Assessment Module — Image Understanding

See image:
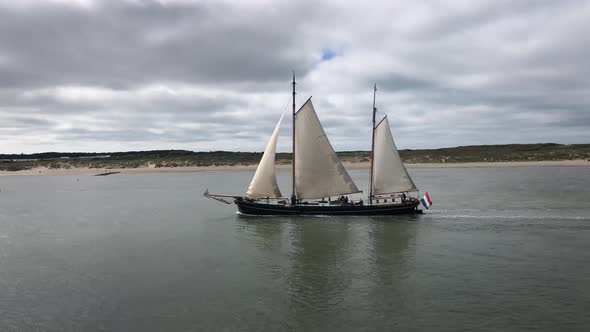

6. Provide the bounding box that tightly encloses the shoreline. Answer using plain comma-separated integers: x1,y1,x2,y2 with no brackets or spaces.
1,160,588,177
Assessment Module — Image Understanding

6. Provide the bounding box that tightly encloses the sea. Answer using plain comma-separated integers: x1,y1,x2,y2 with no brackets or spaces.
0,167,589,331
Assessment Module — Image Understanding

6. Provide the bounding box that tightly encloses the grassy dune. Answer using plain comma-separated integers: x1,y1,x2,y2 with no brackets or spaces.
1,143,589,172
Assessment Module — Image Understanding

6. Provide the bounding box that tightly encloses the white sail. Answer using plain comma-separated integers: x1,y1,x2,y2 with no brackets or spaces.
294,99,360,199
245,115,284,198
372,116,417,194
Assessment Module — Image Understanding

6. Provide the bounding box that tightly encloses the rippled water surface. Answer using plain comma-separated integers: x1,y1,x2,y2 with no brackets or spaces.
1,167,589,331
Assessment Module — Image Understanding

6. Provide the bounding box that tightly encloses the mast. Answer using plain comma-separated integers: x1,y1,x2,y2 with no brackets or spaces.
369,83,377,204
291,71,297,205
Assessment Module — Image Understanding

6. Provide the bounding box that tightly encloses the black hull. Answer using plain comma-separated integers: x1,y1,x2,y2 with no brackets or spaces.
235,198,422,216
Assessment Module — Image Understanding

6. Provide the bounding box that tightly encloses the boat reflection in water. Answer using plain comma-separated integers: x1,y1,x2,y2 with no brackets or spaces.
235,215,418,330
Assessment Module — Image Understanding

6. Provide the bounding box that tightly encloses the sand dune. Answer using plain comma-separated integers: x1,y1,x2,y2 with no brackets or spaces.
1,159,587,177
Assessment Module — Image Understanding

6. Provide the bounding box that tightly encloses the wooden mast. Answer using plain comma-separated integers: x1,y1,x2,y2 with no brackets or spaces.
369,83,377,204
291,72,297,205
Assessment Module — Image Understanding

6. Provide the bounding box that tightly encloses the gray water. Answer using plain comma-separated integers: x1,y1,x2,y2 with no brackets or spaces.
0,167,589,331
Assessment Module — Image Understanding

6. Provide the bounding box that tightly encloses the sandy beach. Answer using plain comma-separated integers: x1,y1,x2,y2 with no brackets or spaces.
1,160,587,177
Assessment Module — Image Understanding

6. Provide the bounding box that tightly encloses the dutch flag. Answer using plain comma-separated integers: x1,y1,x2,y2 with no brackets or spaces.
420,192,432,209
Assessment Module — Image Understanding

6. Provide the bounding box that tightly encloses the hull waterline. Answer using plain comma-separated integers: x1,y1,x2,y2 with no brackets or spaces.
234,198,422,216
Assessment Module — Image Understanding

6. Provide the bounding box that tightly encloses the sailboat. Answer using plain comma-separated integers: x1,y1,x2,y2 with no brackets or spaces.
205,75,422,215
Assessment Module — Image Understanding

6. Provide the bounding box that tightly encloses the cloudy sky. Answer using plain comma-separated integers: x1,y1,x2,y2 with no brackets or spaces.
0,0,588,153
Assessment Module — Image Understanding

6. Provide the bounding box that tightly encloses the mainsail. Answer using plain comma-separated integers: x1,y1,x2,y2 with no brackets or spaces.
294,99,360,199
245,115,284,198
372,116,417,194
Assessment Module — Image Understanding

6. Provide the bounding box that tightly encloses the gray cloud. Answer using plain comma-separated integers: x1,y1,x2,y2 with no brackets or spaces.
1,1,319,88
0,115,54,129
0,0,589,153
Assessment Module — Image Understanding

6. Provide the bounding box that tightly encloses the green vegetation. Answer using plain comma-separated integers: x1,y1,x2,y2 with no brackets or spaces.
1,143,589,171
400,143,590,163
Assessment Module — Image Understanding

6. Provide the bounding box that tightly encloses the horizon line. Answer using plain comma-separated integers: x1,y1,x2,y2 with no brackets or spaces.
1,142,588,156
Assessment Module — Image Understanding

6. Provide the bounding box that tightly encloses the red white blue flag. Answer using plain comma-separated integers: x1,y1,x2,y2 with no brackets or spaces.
420,192,432,209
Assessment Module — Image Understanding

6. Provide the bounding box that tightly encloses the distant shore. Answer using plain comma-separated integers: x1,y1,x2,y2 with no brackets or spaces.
1,160,587,176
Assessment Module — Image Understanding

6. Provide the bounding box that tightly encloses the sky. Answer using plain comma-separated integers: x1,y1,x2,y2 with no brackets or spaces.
0,0,589,153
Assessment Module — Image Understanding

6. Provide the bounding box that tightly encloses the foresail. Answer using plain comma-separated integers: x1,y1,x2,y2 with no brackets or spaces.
245,115,283,198
373,116,417,194
294,99,360,199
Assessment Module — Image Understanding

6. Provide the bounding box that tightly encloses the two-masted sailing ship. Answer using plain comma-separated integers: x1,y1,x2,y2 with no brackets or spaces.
205,75,423,215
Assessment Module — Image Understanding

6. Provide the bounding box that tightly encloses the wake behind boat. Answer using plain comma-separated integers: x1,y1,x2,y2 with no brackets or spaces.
205,74,429,216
